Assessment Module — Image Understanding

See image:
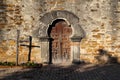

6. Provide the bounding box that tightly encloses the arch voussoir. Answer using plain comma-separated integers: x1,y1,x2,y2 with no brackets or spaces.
39,10,84,38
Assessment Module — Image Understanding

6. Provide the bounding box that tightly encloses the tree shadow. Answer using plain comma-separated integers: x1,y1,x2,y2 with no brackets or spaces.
1,63,120,80
95,49,118,64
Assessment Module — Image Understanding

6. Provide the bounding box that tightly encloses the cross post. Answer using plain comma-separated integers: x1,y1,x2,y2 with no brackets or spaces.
20,36,40,62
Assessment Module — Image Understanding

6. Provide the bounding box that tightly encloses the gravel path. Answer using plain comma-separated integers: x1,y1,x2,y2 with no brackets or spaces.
0,64,120,80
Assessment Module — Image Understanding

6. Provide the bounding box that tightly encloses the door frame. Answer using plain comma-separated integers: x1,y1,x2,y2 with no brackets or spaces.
48,19,72,64
38,10,85,64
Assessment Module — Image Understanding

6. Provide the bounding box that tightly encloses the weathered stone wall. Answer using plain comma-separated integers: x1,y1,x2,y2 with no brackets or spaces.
0,0,120,64
0,0,42,63
78,0,120,63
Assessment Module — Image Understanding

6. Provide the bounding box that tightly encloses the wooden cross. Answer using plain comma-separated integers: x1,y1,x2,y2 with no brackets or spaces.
20,36,40,62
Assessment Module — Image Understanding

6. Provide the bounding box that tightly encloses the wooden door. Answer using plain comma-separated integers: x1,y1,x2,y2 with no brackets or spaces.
50,21,72,63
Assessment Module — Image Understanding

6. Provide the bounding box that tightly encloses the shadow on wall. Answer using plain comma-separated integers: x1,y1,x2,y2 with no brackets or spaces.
95,49,118,64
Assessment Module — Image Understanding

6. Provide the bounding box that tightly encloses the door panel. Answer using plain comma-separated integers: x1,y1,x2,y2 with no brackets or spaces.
51,21,72,63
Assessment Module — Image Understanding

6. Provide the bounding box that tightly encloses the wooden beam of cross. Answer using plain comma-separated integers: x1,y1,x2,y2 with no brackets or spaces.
16,30,20,66
20,36,40,62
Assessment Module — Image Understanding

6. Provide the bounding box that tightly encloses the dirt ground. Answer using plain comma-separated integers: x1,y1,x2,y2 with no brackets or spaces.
0,63,120,80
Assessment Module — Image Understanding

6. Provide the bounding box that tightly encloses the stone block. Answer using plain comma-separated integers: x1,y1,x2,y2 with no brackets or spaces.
0,48,4,53
93,34,101,39
92,29,100,32
0,25,5,29
89,41,98,45
9,40,16,45
48,1,56,4
99,46,104,49
81,45,86,49
86,48,93,53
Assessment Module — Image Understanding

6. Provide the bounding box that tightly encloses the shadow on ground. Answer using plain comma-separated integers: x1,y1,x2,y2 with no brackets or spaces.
0,63,120,80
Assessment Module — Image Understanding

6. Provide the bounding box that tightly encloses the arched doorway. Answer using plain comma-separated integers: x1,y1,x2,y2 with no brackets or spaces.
48,19,72,64
38,10,85,64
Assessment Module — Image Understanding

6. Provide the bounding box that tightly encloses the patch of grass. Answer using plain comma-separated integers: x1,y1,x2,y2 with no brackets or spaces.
20,62,42,68
0,62,16,66
0,62,42,68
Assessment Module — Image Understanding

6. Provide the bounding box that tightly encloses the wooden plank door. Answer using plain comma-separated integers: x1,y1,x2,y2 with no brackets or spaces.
50,21,72,63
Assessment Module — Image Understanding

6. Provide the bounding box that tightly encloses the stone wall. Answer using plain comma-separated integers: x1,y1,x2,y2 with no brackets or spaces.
0,0,120,64
78,0,120,63
0,0,42,63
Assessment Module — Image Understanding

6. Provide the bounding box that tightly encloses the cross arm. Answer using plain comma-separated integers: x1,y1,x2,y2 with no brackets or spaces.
20,44,30,47
31,45,40,48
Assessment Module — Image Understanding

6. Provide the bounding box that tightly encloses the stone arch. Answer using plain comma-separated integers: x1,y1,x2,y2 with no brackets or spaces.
39,10,85,39
39,10,85,64
47,18,67,37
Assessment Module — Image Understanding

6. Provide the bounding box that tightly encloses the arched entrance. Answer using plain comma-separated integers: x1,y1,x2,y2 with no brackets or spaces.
48,19,72,63
38,10,85,64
